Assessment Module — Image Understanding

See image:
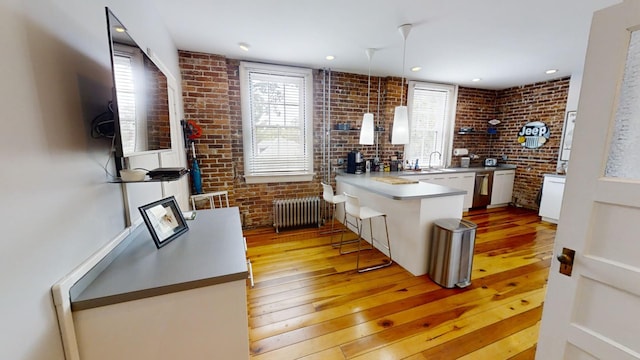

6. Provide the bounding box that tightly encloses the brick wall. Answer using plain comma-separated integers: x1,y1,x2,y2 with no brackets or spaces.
179,50,569,227
452,87,498,166
494,78,570,208
179,52,236,209
453,79,570,208
144,56,171,150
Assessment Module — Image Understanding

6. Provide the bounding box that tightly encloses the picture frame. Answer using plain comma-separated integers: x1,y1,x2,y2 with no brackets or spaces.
560,111,577,161
139,196,189,249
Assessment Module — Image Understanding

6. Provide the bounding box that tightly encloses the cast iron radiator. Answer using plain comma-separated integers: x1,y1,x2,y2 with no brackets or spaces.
273,196,321,233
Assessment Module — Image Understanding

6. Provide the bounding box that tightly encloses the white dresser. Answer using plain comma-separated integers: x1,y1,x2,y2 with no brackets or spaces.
70,208,249,360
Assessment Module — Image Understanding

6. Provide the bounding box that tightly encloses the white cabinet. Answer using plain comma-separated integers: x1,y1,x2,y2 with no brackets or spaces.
490,169,515,207
417,172,475,211
456,173,476,211
539,174,566,224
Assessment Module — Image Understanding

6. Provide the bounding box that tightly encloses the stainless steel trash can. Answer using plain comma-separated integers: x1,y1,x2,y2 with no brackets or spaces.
428,218,477,288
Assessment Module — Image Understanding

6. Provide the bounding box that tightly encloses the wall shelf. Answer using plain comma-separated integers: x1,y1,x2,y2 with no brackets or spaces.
332,129,385,132
108,173,187,183
457,131,498,135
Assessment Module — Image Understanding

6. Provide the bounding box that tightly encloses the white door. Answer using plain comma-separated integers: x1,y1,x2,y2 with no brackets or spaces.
537,1,640,359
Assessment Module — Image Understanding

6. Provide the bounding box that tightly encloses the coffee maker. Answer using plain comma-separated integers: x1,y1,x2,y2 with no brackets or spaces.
347,150,364,174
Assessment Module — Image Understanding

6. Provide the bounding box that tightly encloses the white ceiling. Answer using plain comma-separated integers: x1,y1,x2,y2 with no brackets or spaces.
154,0,621,90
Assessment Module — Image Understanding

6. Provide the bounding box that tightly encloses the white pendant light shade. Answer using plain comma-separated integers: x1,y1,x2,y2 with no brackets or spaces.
359,113,375,144
391,106,409,144
359,48,376,145
392,24,412,145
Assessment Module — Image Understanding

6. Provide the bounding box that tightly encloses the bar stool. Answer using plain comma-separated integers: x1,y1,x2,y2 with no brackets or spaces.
339,192,393,273
190,190,229,210
321,182,346,247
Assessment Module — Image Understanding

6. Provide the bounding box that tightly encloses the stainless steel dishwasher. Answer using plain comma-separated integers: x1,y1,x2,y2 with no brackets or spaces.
472,171,493,208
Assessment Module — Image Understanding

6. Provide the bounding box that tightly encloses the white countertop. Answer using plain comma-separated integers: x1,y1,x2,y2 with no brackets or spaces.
336,172,466,200
544,173,567,179
398,164,517,176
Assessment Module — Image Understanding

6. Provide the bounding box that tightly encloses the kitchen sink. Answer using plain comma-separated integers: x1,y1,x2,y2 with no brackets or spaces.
421,168,456,173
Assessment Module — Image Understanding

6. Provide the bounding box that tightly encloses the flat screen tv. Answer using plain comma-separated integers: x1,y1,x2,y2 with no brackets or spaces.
105,8,172,158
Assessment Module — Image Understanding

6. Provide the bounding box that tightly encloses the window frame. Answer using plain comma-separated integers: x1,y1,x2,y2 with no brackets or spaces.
405,81,458,168
239,62,314,184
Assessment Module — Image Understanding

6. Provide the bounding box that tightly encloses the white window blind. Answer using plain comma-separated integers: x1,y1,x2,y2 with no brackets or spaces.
240,62,313,183
113,53,137,155
406,81,458,168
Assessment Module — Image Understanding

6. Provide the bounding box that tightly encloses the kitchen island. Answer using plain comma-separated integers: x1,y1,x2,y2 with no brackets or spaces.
336,173,465,276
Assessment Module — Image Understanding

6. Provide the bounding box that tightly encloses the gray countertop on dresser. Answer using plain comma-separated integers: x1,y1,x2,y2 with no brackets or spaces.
71,207,248,311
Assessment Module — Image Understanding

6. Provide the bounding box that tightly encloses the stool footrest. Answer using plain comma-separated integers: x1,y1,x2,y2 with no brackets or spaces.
358,260,393,273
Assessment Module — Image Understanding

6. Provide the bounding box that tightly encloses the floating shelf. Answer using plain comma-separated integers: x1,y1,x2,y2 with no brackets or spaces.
332,129,385,132
457,131,498,135
108,173,187,183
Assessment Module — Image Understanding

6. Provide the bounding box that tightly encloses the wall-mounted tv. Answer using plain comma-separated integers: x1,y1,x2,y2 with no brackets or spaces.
105,8,172,158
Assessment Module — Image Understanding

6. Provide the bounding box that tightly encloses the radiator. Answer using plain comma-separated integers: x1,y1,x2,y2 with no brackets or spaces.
273,196,321,233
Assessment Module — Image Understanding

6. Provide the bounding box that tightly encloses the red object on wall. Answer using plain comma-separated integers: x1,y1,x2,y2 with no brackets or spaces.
187,120,202,139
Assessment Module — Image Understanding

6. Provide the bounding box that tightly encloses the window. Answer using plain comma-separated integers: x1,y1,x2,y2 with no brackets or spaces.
113,45,145,154
405,81,458,168
240,62,314,183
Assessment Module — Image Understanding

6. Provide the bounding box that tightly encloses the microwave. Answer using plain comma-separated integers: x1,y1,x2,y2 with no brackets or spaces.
484,158,498,167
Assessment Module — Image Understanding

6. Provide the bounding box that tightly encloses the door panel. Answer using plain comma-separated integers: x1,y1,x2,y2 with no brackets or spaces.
565,344,599,360
588,203,640,266
573,278,640,353
605,29,640,180
536,1,640,359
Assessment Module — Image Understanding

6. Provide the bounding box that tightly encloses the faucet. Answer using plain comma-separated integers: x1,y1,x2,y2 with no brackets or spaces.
428,151,442,169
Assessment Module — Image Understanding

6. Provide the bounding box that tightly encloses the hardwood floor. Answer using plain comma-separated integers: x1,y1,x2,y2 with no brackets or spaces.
243,206,556,359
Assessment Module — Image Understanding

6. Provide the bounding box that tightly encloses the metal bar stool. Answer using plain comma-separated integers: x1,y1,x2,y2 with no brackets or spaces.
190,190,230,210
321,182,346,247
339,192,393,273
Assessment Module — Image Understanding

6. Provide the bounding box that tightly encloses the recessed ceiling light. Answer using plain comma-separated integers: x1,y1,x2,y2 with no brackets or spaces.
472,78,482,82
239,43,250,52
114,26,126,33
325,55,335,61
545,69,558,74
410,66,422,72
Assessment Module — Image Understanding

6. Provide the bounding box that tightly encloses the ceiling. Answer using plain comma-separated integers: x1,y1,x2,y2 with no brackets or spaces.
154,0,621,90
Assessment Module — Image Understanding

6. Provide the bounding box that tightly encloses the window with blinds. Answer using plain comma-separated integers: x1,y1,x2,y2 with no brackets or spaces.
113,53,137,155
113,44,145,154
406,81,458,168
240,62,313,183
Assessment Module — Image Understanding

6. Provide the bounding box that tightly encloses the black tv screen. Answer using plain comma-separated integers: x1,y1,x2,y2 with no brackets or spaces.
106,8,172,157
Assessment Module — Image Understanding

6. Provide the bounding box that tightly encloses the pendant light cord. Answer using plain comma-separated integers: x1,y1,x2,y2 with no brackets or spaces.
367,55,371,113
398,24,411,106
401,34,407,105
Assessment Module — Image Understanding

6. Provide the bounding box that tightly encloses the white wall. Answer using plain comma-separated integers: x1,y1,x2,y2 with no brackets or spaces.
0,0,186,359
566,72,583,112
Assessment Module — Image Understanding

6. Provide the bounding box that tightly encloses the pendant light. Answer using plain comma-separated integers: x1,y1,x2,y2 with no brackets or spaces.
391,24,412,145
359,48,375,145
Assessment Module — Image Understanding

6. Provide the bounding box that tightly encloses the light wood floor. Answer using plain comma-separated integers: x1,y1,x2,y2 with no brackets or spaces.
243,206,556,359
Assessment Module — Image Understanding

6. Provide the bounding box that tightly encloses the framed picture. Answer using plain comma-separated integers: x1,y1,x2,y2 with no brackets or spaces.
139,196,189,249
560,111,577,161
